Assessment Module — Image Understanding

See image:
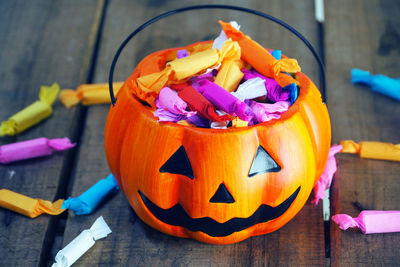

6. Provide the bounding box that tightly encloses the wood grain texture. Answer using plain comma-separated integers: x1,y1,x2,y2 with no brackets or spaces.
326,0,400,266
0,0,103,266
59,0,325,266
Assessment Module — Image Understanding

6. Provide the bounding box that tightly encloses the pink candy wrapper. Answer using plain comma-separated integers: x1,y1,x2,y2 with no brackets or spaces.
0,137,75,164
156,87,196,117
154,109,188,122
312,144,343,205
194,79,254,121
332,210,400,234
248,100,290,123
242,69,289,102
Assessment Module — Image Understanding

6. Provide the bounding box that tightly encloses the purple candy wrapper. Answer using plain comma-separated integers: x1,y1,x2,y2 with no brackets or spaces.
195,79,254,121
177,49,189,59
242,69,289,102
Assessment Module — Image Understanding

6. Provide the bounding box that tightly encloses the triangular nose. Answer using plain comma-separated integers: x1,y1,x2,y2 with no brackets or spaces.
210,183,235,203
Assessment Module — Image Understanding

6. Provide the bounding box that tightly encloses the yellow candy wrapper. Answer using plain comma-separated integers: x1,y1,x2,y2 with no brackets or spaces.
215,59,245,92
136,39,242,106
232,117,249,127
341,140,400,162
0,83,59,136
214,39,244,92
0,189,65,218
59,82,124,109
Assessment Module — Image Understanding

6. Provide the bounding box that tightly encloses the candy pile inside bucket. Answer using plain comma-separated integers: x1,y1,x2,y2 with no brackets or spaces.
133,20,301,128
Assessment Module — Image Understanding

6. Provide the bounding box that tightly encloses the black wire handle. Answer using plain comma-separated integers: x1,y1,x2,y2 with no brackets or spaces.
109,4,326,106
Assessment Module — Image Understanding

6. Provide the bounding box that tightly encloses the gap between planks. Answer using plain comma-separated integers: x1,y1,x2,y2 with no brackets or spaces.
39,0,109,266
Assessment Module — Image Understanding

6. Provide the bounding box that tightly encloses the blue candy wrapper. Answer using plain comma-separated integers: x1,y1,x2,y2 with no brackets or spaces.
351,68,400,101
270,50,282,60
284,82,298,104
62,174,119,215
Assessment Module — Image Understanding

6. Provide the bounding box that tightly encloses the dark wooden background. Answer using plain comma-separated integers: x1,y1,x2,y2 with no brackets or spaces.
0,0,399,266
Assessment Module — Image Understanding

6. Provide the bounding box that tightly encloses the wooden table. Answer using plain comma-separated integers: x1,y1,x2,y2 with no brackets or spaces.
1,1,399,266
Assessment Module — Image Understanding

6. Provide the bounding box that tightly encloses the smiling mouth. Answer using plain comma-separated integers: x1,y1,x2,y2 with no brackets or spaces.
139,186,300,237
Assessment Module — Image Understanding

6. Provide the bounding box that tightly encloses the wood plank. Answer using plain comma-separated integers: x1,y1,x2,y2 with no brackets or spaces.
0,1,103,266
326,0,400,266
59,0,325,266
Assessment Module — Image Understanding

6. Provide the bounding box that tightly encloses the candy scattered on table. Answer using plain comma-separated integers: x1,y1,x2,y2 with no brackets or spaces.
132,21,301,128
52,216,112,267
341,140,400,162
332,210,400,234
312,144,342,205
0,137,75,164
59,82,124,108
62,174,119,215
351,68,400,101
0,83,60,136
0,189,65,218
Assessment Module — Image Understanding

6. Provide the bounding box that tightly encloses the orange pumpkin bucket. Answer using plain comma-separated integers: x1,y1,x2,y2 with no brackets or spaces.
105,5,331,245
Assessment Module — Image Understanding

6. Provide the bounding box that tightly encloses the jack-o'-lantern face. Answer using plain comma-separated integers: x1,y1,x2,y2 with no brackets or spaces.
104,46,331,244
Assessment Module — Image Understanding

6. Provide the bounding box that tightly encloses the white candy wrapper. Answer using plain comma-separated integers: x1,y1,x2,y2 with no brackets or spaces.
210,110,229,129
212,21,241,50
52,216,112,267
231,77,267,101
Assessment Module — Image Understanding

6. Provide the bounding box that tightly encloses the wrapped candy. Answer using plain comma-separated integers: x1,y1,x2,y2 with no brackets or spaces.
285,82,298,104
249,100,290,123
219,20,301,88
186,114,210,128
59,82,124,108
0,137,75,164
332,211,400,234
351,68,400,101
212,21,240,50
312,144,343,205
341,140,400,162
170,83,232,122
214,59,245,92
0,83,59,136
270,50,282,60
231,77,267,101
231,117,248,127
52,216,112,267
156,87,196,116
242,69,290,102
62,174,119,215
154,108,188,122
214,39,244,92
176,49,189,59
0,189,65,218
210,111,230,129
190,69,218,86
136,39,241,103
194,79,254,121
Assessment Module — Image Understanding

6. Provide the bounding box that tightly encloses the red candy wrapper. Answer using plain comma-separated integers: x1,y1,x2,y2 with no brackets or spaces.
170,83,232,122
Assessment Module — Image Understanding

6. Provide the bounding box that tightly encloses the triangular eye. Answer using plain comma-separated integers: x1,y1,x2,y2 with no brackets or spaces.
159,146,194,179
210,183,235,203
248,146,281,177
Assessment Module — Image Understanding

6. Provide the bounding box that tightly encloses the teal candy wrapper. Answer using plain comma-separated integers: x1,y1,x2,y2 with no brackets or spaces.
351,68,400,101
62,174,119,215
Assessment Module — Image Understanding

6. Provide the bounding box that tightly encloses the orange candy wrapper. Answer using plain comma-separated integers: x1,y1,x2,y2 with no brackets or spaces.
218,20,300,88
341,140,400,162
0,189,65,218
59,82,124,108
